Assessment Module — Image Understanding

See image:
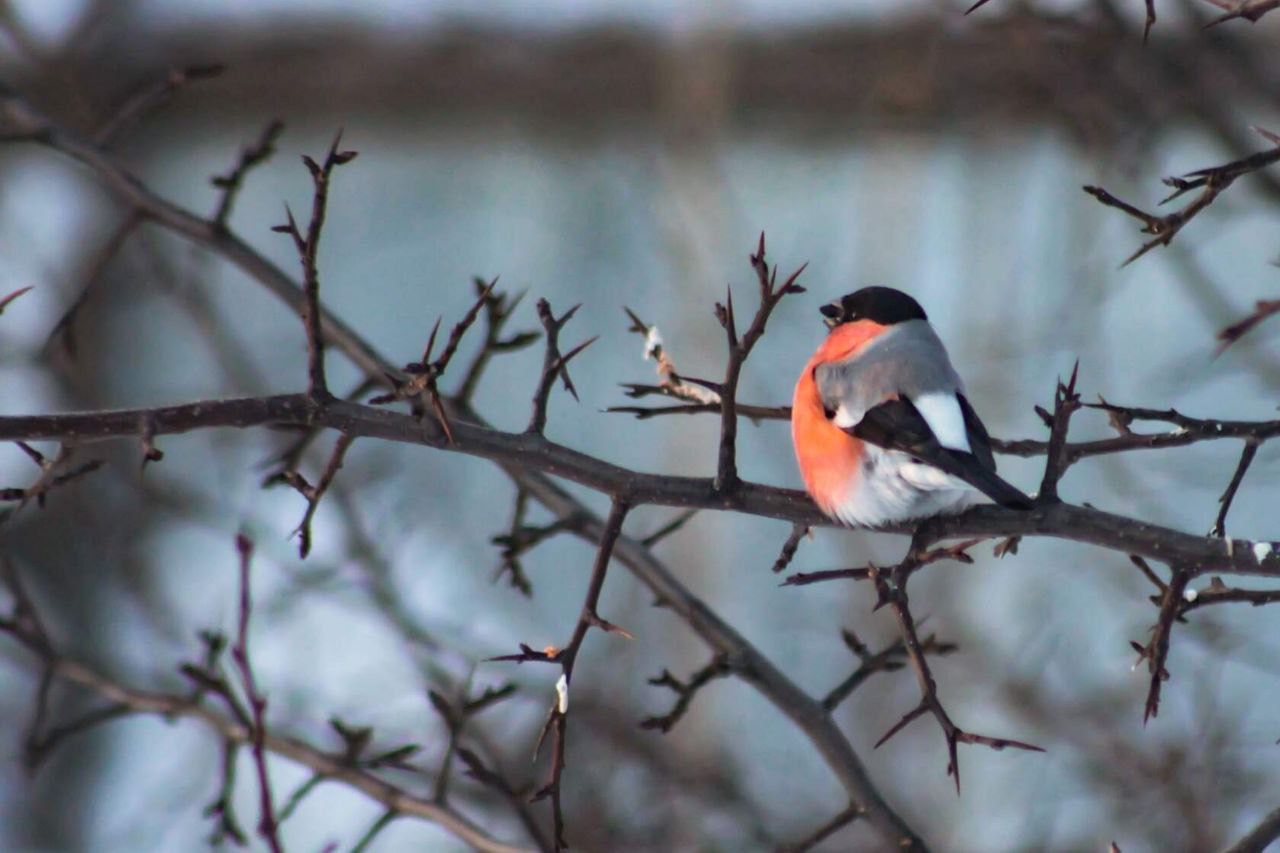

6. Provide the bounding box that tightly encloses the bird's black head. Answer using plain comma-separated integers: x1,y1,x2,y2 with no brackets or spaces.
819,287,927,329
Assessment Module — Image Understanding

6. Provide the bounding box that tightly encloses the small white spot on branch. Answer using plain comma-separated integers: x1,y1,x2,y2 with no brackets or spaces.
1183,588,1198,603
555,673,569,713
1254,542,1274,563
643,326,664,361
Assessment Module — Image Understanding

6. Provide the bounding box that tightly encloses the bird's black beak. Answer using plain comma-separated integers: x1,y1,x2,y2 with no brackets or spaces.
819,302,841,328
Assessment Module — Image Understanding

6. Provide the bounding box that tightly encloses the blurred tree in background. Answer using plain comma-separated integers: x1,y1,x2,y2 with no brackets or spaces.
2,1,1280,851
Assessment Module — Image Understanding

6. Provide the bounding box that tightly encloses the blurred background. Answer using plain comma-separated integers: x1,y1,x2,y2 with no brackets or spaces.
2,0,1280,850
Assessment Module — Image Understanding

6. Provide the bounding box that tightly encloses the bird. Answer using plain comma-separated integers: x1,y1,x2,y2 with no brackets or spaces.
791,286,1032,527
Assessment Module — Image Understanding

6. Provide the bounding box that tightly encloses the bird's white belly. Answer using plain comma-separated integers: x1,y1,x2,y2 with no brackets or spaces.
828,444,979,528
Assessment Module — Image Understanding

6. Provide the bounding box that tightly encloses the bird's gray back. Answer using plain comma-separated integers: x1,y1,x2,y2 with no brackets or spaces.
813,319,963,419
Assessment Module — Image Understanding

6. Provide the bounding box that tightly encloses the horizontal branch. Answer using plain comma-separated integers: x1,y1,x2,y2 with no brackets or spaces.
1,394,1276,579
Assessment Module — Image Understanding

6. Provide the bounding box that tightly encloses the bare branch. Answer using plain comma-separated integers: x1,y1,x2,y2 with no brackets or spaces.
0,564,536,853
0,284,33,316
868,537,1043,793
526,300,595,436
1133,567,1191,723
822,630,957,713
1202,0,1280,27
1217,298,1280,351
1084,143,1280,265
1037,361,1081,503
271,131,359,400
1223,804,1280,853
713,233,806,492
779,804,862,853
639,653,735,733
279,433,355,559
228,536,283,853
92,64,225,146
1210,439,1259,539
212,120,285,228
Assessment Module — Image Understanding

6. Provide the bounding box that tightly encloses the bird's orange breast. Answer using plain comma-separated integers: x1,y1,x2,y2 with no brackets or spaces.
791,320,888,516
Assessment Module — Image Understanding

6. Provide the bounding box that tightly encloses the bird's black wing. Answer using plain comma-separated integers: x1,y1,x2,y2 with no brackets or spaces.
850,396,1032,510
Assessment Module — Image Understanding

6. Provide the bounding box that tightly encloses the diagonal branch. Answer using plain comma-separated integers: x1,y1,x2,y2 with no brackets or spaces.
92,64,225,146
1084,143,1280,266
639,653,735,733
1210,439,1259,539
212,119,285,228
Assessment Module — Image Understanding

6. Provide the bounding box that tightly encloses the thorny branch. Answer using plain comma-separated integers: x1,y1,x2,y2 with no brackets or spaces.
491,499,632,851
0,81,927,850
640,653,735,733
0,557,534,853
822,629,957,713
713,233,806,491
272,131,359,401
212,119,285,228
526,299,596,437
1084,139,1280,266
5,74,1280,851
228,536,283,853
1218,298,1280,351
279,433,355,558
865,536,1045,793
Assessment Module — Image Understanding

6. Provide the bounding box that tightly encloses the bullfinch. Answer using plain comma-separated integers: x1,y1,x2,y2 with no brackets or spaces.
792,287,1032,527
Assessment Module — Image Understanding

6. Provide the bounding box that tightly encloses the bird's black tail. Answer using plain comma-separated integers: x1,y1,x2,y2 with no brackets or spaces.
955,463,1033,510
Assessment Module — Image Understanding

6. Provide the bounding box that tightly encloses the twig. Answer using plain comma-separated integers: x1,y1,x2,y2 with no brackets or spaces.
491,504,584,597
457,281,539,405
6,395,1280,581
212,119,285,228
1084,143,1280,266
1210,439,1259,539
206,740,249,845
771,523,810,574
783,539,985,588
1201,0,1280,27
1133,566,1190,723
640,509,699,548
526,300,596,436
1223,803,1280,853
228,535,283,853
92,64,225,146
640,653,734,732
1217,298,1280,351
369,278,500,442
272,131,359,401
492,500,631,850
0,284,33,315
280,433,356,559
1,443,102,515
869,535,1043,793
778,803,862,853
713,233,806,492
1037,362,1081,503
822,630,957,713
1181,579,1280,612
351,810,398,853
